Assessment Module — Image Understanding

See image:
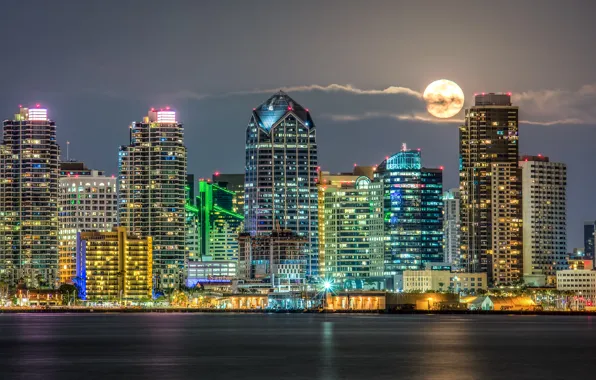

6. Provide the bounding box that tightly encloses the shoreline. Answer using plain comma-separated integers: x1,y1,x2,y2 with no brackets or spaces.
0,308,594,316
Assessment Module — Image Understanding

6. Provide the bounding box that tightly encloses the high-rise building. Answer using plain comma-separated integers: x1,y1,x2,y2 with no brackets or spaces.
58,162,117,284
244,91,319,275
118,108,187,289
583,221,595,260
0,106,60,287
319,175,384,286
520,155,567,286
213,173,244,215
238,229,307,291
375,144,443,274
459,93,522,285
76,227,152,301
443,188,461,266
197,179,244,261
185,175,200,262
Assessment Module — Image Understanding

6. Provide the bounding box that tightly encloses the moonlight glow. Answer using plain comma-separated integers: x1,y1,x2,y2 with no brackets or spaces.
423,79,465,118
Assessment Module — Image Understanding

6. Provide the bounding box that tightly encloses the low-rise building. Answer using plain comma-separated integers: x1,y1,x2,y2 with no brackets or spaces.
462,296,537,311
76,227,152,301
402,269,487,294
556,270,596,307
186,259,236,287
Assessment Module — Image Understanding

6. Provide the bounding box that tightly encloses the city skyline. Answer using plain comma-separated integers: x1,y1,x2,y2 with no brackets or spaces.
1,0,595,252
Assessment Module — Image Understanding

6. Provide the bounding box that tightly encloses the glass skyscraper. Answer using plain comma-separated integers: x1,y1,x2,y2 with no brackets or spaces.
0,106,60,287
375,144,443,274
244,91,319,276
118,108,187,290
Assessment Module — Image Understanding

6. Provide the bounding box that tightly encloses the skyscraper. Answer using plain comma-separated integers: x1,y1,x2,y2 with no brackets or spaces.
0,106,60,287
520,155,567,286
197,179,244,261
443,188,460,266
459,93,522,285
375,144,443,275
319,175,384,287
58,162,117,284
213,173,244,215
244,91,319,275
118,108,187,289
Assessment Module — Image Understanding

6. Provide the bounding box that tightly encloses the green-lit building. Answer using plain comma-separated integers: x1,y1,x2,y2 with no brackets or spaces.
197,180,244,261
375,143,443,274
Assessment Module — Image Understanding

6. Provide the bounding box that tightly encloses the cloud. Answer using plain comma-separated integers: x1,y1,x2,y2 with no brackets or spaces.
514,84,596,125
325,112,462,124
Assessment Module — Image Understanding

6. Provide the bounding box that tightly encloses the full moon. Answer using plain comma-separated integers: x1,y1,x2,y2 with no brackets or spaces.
423,79,464,118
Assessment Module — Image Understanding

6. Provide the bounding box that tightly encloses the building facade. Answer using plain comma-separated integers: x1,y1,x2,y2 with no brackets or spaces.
0,106,60,287
375,144,443,274
76,227,152,301
238,230,307,291
118,109,187,289
459,93,522,285
583,221,595,259
58,162,117,284
244,91,319,276
213,173,244,215
403,269,487,294
520,155,567,286
197,179,244,261
557,270,596,308
443,188,460,266
319,176,384,285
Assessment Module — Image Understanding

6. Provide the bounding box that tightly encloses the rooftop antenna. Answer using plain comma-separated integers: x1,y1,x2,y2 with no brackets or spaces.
402,142,407,151
66,141,70,161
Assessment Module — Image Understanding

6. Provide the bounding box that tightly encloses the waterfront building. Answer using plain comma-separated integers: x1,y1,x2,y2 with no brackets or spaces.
0,106,60,287
584,221,596,259
375,144,443,274
402,269,487,294
520,155,567,286
557,269,596,308
58,162,117,284
185,175,200,262
118,108,187,289
197,179,244,261
318,175,384,286
238,229,307,291
244,91,319,275
76,227,152,301
443,188,460,266
459,93,522,285
186,259,237,287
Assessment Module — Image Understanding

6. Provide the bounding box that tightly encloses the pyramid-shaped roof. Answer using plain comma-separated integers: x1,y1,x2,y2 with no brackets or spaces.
252,91,313,131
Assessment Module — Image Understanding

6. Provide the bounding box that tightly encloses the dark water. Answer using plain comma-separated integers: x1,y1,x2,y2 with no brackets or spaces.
0,314,595,379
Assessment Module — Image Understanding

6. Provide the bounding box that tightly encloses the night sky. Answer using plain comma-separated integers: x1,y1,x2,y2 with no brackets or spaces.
1,0,595,249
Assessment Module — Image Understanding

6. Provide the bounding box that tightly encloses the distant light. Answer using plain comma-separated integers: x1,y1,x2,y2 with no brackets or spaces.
385,156,389,160
507,92,512,96
305,108,309,112
253,108,256,111
482,92,485,95
18,104,22,108
214,171,220,176
439,166,444,170
417,148,421,151
166,106,170,110
287,107,293,111
323,281,331,290
538,153,542,157
151,107,155,112
36,103,40,108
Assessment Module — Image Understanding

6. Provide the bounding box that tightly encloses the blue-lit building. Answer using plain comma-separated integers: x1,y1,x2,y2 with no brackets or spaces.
375,144,443,274
244,91,319,276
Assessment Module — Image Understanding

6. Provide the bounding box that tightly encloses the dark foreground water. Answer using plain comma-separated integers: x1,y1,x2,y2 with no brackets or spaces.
0,314,595,379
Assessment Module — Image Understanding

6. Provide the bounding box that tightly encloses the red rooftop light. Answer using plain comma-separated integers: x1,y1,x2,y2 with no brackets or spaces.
166,106,170,110
439,166,444,170
214,171,220,176
36,103,40,108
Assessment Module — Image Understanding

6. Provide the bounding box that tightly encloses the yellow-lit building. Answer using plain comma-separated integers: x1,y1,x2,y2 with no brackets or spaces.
403,270,487,294
76,227,152,301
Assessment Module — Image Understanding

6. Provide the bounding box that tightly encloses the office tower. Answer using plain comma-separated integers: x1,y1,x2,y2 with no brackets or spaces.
520,155,567,286
583,221,595,259
0,106,60,287
443,188,461,266
197,179,244,261
76,227,152,301
185,175,200,262
319,175,384,287
459,93,522,285
213,173,244,214
118,108,187,289
238,229,307,291
58,162,117,284
375,144,443,275
244,91,319,275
